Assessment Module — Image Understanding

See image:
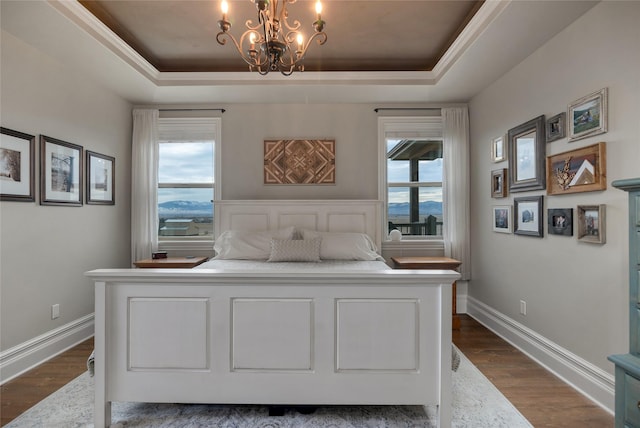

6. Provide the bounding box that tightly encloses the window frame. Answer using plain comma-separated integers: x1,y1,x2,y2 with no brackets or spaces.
378,116,444,242
156,117,221,252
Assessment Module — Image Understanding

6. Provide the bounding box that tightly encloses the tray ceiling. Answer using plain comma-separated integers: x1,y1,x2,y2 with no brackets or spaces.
78,0,483,73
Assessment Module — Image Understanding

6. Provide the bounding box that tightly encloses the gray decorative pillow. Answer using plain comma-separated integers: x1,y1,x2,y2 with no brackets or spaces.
267,238,322,262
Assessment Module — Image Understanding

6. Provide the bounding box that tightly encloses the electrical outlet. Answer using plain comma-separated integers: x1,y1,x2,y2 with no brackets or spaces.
51,304,60,320
519,300,526,316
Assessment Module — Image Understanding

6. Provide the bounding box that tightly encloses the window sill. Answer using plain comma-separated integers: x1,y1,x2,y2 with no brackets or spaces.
382,239,445,252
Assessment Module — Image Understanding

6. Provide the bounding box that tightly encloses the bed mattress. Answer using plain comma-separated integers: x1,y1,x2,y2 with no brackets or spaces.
196,259,391,272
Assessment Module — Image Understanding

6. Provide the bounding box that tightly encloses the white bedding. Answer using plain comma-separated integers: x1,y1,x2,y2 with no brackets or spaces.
197,259,391,272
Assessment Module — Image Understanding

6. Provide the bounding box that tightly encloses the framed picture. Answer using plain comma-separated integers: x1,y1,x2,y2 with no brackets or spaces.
568,88,608,142
492,205,512,233
86,151,115,205
514,195,543,237
491,135,506,162
0,127,35,202
491,168,507,198
546,142,606,195
577,204,606,244
40,135,83,206
545,113,565,143
548,208,573,236
508,115,546,193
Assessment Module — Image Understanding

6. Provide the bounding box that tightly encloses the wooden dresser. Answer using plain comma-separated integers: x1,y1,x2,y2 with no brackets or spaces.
133,256,208,268
391,256,462,330
609,178,640,428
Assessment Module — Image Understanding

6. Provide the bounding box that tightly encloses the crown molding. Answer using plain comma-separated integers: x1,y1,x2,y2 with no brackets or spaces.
46,0,506,88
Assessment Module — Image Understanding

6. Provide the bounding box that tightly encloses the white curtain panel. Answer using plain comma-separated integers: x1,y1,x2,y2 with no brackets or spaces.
131,109,159,264
442,107,471,280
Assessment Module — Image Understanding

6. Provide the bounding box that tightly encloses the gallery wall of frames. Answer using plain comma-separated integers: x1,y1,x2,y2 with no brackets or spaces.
490,87,608,244
0,127,115,206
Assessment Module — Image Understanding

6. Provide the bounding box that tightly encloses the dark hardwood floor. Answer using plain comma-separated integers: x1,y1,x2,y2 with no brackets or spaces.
1,337,94,426
1,315,613,427
453,315,613,427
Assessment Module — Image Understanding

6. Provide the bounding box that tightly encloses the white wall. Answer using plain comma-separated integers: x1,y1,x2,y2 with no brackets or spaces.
468,0,639,379
0,31,132,353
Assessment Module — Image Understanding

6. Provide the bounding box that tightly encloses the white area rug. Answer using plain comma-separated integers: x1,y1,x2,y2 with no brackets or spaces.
7,350,532,427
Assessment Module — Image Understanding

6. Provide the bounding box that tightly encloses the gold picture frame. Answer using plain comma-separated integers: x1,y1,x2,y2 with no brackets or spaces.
546,142,606,196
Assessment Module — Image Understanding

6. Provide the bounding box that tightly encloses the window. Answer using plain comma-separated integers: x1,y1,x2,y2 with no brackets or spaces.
378,117,443,239
157,117,221,246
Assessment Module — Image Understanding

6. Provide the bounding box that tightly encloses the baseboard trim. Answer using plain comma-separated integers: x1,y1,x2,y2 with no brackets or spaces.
0,314,94,385
467,297,614,414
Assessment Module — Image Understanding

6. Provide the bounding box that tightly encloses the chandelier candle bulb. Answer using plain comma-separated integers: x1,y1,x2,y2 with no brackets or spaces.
221,0,228,21
316,0,322,20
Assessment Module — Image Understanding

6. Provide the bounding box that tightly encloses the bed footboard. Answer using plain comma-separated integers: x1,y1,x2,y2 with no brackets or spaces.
86,269,459,428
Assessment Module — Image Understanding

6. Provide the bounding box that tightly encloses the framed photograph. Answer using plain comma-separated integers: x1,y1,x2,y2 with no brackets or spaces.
568,88,608,142
546,113,565,143
40,135,83,206
514,195,543,237
0,127,35,202
492,205,512,233
491,135,506,162
548,208,573,236
86,151,115,205
577,204,606,244
508,115,546,193
546,142,606,196
491,168,507,198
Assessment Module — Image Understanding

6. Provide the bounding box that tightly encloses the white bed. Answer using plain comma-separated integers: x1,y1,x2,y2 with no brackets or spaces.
86,200,459,428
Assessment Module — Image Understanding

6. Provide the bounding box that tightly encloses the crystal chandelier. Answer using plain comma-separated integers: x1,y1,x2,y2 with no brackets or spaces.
217,0,327,76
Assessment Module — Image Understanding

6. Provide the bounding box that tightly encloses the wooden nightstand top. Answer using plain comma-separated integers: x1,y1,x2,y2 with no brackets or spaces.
133,256,208,268
391,256,461,270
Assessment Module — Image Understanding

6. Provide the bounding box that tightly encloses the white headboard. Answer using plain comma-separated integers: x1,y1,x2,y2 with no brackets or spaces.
214,200,384,251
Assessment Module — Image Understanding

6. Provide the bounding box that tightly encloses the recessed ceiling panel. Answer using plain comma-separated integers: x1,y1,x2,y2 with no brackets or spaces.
79,0,483,72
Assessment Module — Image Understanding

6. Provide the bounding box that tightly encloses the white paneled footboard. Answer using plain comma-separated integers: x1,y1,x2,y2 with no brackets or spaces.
86,269,459,428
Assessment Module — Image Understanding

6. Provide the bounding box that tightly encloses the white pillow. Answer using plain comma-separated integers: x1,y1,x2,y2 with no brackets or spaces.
267,238,322,262
300,230,382,261
214,227,295,260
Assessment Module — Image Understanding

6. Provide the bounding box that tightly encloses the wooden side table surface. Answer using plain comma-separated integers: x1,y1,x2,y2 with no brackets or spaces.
133,256,209,268
391,256,462,330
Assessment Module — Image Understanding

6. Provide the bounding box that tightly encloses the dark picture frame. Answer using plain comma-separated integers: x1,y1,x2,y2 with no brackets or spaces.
548,208,573,236
40,135,83,206
514,195,543,237
508,115,546,193
546,142,606,196
491,168,507,198
0,127,35,202
492,205,512,234
86,151,115,205
568,88,608,142
577,204,606,244
545,113,565,143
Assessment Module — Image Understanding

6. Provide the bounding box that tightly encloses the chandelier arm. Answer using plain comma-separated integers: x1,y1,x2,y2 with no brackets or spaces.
292,31,327,62
245,19,262,32
217,31,267,70
282,19,301,32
